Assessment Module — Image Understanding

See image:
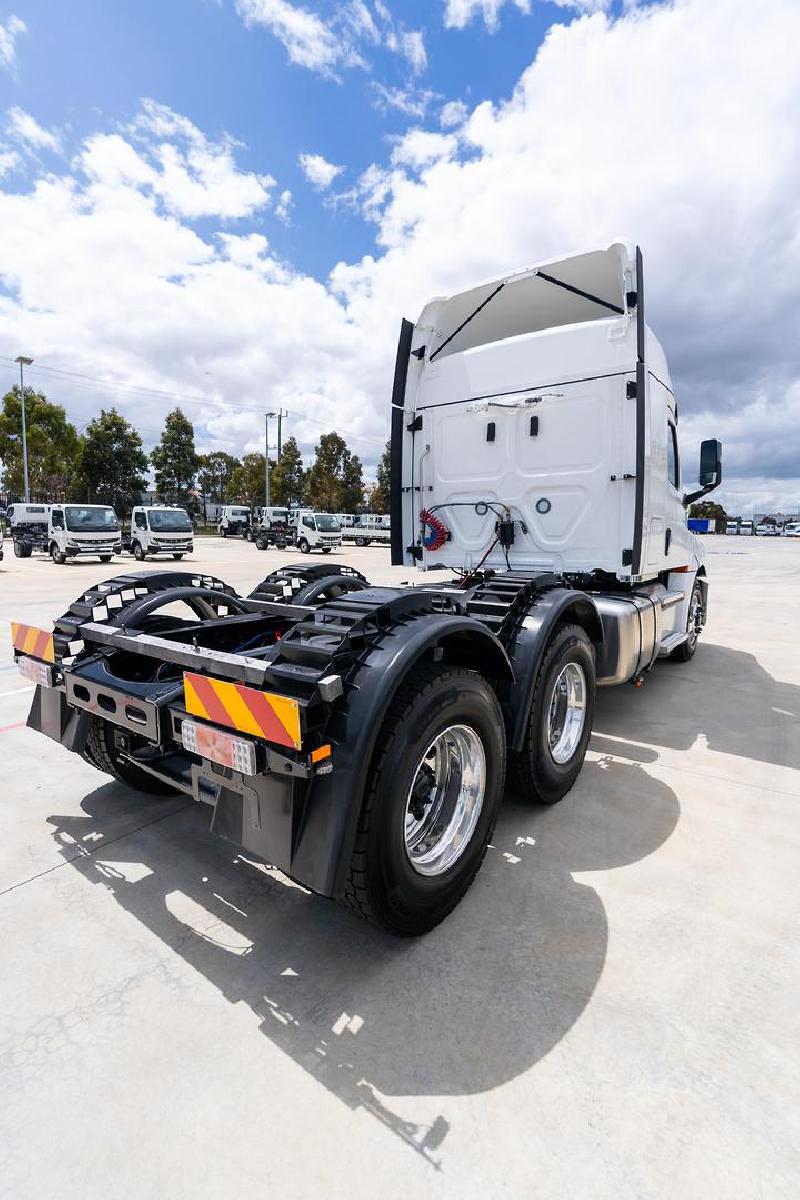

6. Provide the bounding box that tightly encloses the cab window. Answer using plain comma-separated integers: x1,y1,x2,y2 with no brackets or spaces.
667,421,680,490
135,512,147,530
303,515,315,529
51,510,64,530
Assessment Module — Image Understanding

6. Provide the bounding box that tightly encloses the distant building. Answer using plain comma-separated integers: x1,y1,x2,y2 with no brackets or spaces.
753,512,800,526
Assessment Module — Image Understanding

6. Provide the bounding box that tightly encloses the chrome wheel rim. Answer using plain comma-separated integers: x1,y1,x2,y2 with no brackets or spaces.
687,589,701,649
547,662,587,765
404,724,486,877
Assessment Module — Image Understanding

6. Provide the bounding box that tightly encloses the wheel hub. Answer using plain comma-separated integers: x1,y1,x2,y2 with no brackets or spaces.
546,662,587,765
404,724,486,877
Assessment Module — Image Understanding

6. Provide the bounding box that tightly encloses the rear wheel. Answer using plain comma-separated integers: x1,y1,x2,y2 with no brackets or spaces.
339,664,505,936
670,581,703,662
355,536,366,547
82,717,180,794
14,539,31,558
255,534,268,550
509,623,595,806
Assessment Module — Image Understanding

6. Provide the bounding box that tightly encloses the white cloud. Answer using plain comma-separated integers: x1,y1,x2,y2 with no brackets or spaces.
385,27,427,74
298,152,343,189
275,187,293,222
0,14,25,69
0,149,19,176
390,129,459,170
81,100,275,219
235,0,426,82
6,107,61,153
443,0,607,29
443,0,531,32
439,99,468,128
235,0,361,77
2,0,800,503
370,82,439,119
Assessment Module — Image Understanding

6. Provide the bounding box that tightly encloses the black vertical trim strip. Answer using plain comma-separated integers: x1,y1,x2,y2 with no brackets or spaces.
631,245,646,575
390,318,414,565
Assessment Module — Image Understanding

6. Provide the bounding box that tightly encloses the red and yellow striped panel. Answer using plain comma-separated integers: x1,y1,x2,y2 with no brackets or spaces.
183,671,302,751
11,621,55,664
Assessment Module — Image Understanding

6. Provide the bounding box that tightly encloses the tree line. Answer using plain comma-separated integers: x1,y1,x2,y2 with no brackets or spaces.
0,386,391,517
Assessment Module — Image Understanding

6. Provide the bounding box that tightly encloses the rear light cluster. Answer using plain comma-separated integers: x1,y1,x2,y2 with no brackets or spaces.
181,719,257,775
17,656,54,688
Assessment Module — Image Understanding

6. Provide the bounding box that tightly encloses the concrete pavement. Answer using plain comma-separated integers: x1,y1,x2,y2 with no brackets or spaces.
0,536,798,1198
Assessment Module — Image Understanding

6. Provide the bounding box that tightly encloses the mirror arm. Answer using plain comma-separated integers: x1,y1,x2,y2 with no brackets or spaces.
683,479,720,507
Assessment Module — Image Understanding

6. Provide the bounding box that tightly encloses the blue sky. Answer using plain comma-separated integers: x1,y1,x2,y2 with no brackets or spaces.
0,0,798,510
0,0,625,276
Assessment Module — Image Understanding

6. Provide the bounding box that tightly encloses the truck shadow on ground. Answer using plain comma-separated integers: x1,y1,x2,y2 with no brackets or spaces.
593,642,800,773
47,752,678,1166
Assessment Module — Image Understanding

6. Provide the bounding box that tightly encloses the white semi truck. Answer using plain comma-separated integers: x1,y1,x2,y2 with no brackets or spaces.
127,506,194,560
12,240,721,936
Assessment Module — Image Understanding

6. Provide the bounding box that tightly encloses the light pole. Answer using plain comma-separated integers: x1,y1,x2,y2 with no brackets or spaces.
265,410,276,507
15,355,33,502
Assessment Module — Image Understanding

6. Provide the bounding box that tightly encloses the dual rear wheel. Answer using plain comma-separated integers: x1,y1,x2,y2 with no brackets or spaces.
341,624,596,935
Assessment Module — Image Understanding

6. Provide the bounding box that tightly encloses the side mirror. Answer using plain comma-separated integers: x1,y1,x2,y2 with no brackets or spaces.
698,438,722,488
684,438,722,506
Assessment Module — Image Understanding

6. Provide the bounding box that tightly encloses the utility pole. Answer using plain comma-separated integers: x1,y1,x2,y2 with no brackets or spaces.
277,410,283,458
265,411,276,507
15,355,33,502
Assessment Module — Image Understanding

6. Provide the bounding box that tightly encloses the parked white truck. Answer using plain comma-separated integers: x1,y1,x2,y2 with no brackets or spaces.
127,506,194,560
288,509,343,554
12,240,721,936
341,514,391,546
10,502,122,563
218,506,252,537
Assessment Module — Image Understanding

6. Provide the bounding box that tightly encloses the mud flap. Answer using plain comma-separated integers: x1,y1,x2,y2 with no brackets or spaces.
27,685,90,753
193,760,298,876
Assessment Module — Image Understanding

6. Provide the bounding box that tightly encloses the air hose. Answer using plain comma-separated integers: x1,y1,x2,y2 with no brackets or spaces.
419,508,449,552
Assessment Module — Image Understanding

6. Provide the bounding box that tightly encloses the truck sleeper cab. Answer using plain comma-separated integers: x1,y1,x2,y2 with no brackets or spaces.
129,506,194,561
13,241,720,937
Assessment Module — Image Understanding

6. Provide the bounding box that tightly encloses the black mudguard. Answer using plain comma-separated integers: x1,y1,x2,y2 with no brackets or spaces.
502,588,603,752
290,612,512,898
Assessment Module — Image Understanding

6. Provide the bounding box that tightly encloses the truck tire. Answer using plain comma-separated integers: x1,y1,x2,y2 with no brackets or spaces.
172,553,183,560
339,664,506,936
14,539,31,558
50,542,66,565
509,623,595,806
321,547,332,554
132,541,145,561
354,536,366,547
670,581,703,662
99,555,112,563
82,717,179,795
298,538,310,554
255,534,269,550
